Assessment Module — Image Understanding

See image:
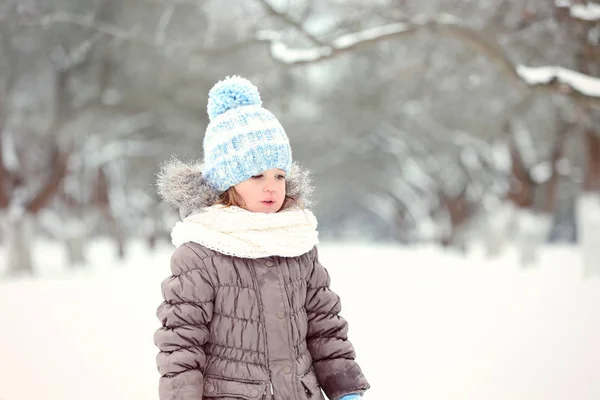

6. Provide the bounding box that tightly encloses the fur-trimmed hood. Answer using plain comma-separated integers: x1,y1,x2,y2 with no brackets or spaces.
156,158,314,219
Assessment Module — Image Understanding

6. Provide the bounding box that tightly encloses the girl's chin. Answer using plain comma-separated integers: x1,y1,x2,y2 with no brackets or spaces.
248,201,281,213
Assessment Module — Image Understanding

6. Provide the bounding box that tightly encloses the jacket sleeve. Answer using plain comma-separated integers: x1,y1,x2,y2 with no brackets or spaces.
305,247,370,400
154,244,215,400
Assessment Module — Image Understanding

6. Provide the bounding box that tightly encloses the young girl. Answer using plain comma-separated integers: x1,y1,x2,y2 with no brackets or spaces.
154,76,369,400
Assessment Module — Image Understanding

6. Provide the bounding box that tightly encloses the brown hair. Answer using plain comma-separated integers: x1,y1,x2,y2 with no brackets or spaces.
217,187,298,211
217,186,246,208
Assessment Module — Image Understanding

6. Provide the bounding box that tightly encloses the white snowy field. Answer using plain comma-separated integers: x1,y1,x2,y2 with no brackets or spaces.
0,240,599,400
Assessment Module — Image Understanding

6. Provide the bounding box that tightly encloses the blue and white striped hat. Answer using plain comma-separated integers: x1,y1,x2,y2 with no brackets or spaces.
202,76,292,192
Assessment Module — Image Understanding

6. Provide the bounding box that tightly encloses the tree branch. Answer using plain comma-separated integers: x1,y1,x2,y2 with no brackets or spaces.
541,124,569,213
26,145,70,214
24,32,116,214
34,12,141,42
256,14,600,108
154,4,174,45
506,122,535,208
25,12,257,57
31,10,600,108
257,0,325,46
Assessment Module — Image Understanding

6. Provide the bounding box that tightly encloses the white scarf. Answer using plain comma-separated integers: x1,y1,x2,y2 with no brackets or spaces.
170,205,319,258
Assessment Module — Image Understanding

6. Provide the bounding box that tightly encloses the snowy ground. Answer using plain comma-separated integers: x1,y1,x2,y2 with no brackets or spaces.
0,239,599,400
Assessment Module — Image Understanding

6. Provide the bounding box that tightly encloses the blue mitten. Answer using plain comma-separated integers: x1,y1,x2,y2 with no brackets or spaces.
339,395,362,400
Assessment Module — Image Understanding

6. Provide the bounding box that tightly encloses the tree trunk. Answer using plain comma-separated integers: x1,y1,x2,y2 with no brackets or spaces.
2,211,35,276
105,214,126,260
146,211,169,251
147,232,157,251
115,229,126,260
481,201,517,257
145,214,158,251
506,131,535,209
577,129,600,277
65,236,86,267
514,208,552,267
583,129,600,192
576,193,600,277
439,187,471,252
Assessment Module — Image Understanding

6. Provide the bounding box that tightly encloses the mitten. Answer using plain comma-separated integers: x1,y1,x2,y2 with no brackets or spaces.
339,394,362,400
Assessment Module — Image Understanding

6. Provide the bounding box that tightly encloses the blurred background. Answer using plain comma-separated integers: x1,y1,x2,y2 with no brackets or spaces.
1,0,600,276
1,1,600,399
0,0,600,273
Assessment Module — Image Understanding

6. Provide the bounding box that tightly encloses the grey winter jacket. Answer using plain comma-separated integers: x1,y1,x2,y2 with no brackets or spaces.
154,159,370,400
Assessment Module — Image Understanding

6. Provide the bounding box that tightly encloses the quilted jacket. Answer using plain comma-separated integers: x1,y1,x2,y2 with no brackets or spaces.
154,159,369,400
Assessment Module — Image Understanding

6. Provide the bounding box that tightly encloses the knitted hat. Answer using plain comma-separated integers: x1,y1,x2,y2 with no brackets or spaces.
202,76,292,192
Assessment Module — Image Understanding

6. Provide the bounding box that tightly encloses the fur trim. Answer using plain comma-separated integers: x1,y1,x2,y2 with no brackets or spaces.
156,157,314,218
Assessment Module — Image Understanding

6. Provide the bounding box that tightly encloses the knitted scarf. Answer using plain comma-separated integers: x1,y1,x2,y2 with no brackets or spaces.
170,205,319,258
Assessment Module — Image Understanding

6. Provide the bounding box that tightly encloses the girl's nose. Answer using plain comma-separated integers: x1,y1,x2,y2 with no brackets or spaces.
264,181,276,192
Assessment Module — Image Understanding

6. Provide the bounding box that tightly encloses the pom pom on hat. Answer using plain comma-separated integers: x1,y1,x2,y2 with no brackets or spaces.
207,76,262,121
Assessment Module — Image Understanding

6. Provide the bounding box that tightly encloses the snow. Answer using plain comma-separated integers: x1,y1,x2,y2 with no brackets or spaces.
255,22,412,64
555,0,600,21
389,175,430,223
437,13,463,25
530,161,552,184
556,157,571,176
460,147,481,170
517,65,600,98
1,130,21,173
1,239,600,400
332,23,410,49
570,3,600,21
513,209,554,265
491,141,511,173
255,30,333,64
401,158,435,192
257,12,600,103
513,121,537,166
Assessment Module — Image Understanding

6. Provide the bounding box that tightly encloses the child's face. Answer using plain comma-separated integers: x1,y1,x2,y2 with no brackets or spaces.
234,168,286,213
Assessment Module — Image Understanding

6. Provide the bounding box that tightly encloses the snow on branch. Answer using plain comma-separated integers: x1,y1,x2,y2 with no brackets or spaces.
255,21,414,65
517,65,600,98
555,0,600,22
31,9,600,107
256,13,600,108
254,31,332,64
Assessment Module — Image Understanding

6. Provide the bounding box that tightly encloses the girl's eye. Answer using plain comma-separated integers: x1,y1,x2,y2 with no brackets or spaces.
277,175,286,180
252,175,263,179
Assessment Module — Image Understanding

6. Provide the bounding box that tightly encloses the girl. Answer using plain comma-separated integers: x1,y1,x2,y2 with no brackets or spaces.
154,76,369,400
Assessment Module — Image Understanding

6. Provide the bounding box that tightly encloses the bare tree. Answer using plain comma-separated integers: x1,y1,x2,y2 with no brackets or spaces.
2,0,597,266
1,1,116,275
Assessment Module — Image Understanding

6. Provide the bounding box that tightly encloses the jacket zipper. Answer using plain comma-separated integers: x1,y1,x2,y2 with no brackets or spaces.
247,260,275,399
